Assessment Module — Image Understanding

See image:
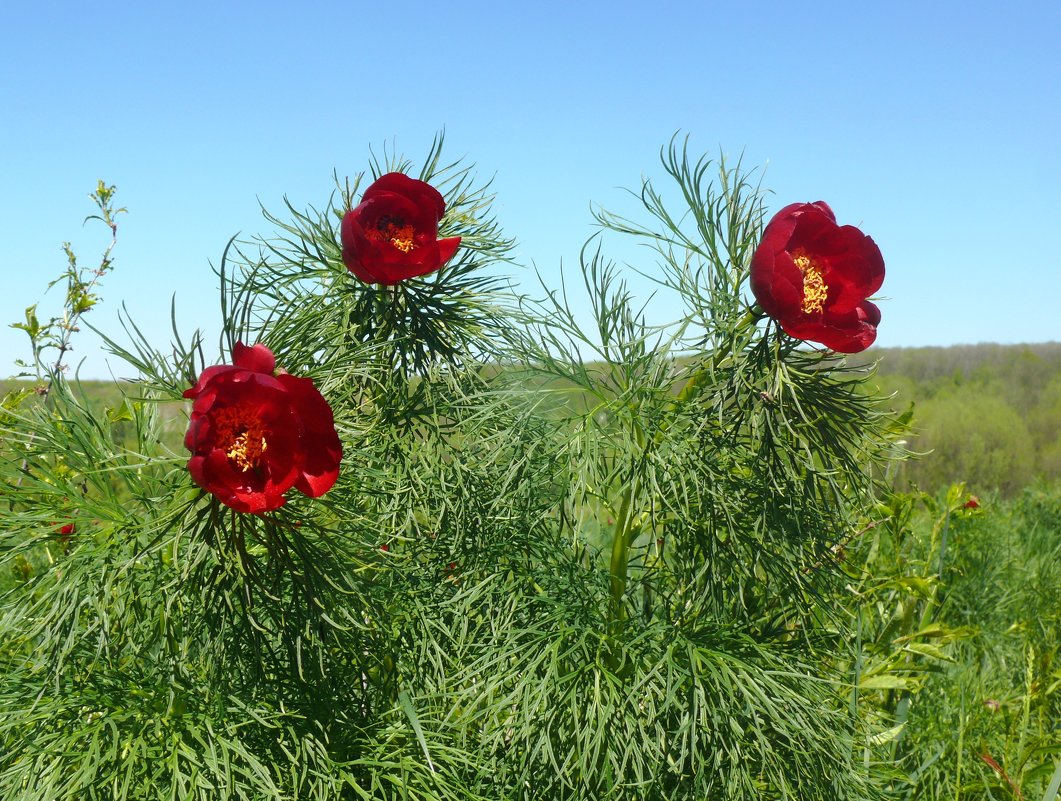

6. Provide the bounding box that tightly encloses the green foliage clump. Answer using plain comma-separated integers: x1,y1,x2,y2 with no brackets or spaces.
1,139,927,800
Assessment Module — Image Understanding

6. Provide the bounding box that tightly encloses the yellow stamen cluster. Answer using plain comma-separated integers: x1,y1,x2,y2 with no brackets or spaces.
213,404,268,472
793,252,828,314
389,225,416,253
372,216,417,253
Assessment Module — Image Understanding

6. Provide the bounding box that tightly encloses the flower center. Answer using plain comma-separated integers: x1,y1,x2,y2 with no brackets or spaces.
793,251,828,314
370,215,417,253
213,403,268,472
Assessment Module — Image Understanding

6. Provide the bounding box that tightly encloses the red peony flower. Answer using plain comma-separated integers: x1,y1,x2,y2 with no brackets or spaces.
964,495,980,509
340,172,462,285
56,522,75,551
750,201,885,353
183,342,342,514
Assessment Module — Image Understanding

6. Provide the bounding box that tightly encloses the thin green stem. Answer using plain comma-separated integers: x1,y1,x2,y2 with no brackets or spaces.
604,306,763,671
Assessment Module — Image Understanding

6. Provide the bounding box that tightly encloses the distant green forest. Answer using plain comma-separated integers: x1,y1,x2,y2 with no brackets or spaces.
851,341,1061,495
5,341,1060,496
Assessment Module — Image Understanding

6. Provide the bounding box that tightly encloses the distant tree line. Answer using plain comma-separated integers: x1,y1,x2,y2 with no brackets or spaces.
851,342,1061,495
6,342,1060,498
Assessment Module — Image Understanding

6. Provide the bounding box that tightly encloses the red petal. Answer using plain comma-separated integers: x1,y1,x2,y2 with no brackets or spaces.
750,247,805,319
357,190,436,232
364,172,446,221
183,364,237,399
344,234,451,285
184,344,275,399
806,201,835,222
369,252,447,285
232,342,276,375
341,207,381,279
784,300,880,353
814,229,885,312
436,236,461,267
190,448,296,514
276,374,343,498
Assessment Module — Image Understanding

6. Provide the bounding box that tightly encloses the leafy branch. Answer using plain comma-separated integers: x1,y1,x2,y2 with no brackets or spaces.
10,180,125,394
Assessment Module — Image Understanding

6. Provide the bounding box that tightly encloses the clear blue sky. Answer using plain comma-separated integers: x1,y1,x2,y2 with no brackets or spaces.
2,1,1059,379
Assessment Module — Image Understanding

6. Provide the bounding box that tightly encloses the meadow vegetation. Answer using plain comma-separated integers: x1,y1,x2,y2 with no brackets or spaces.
1,146,1058,800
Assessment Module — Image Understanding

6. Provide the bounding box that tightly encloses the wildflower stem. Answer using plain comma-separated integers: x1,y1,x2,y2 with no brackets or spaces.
604,307,762,671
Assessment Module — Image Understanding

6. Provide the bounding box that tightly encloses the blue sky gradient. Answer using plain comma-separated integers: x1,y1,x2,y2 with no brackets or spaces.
2,1,1059,378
